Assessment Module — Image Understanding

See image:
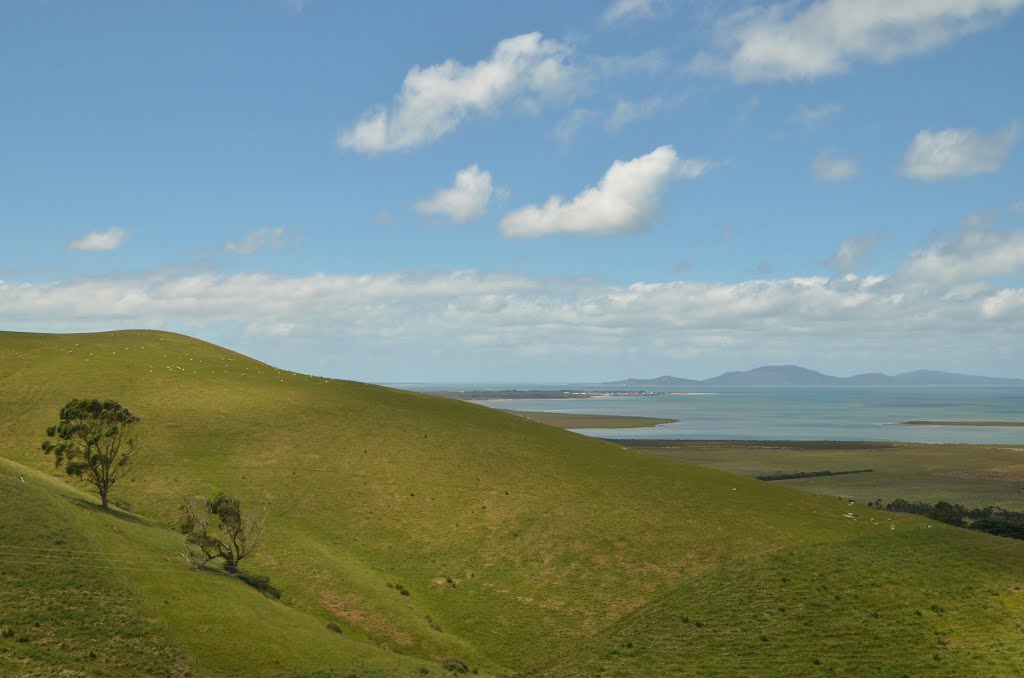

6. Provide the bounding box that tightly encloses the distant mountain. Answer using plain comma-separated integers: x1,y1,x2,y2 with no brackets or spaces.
605,366,1024,387
601,375,703,386
704,365,840,386
849,370,1024,386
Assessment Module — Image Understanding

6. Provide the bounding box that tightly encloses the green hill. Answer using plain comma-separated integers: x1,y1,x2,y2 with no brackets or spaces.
2,330,1024,676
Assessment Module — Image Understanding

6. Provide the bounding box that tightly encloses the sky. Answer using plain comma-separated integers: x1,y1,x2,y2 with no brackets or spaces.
2,0,1023,382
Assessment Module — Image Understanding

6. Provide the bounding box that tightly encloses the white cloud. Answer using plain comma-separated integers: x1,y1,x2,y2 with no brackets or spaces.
827,231,884,271
338,33,576,153
225,226,290,255
498,146,709,238
605,97,663,131
693,0,1024,83
813,149,860,182
902,124,1019,180
6,228,1024,379
67,227,128,252
900,227,1024,285
414,165,494,223
603,0,658,24
793,103,842,128
982,288,1024,318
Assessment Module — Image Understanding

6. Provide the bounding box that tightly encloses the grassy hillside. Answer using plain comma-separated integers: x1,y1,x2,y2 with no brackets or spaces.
0,457,432,677
2,330,1024,676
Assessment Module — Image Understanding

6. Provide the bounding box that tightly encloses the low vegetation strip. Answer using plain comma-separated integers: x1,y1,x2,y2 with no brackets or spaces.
756,469,873,481
506,411,677,429
898,420,1024,426
429,388,592,400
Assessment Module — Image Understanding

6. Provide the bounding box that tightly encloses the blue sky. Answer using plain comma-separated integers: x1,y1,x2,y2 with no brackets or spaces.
2,0,1023,382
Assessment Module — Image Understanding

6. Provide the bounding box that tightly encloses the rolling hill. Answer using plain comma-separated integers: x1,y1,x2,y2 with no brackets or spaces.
3,330,1024,676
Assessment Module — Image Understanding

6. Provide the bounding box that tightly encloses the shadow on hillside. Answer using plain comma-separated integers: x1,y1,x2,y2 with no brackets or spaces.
68,497,153,527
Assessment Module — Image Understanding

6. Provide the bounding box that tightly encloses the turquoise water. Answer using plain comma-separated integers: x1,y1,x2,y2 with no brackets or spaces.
398,384,1024,444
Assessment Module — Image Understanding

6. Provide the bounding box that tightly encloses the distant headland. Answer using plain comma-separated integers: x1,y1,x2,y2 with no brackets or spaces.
603,365,1024,387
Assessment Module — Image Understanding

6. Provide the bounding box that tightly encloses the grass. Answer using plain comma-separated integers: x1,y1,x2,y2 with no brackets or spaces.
624,439,1024,511
0,458,434,677
503,411,676,429
3,330,1024,676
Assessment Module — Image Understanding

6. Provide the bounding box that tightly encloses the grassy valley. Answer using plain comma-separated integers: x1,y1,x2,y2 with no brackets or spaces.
3,330,1024,676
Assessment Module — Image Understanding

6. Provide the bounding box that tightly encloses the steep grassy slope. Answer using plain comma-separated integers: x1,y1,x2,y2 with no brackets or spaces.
3,330,1024,676
0,458,433,677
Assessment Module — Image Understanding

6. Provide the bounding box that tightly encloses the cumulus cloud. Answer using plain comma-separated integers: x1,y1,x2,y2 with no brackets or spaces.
902,124,1019,180
827,232,884,271
692,0,1024,83
498,146,709,238
605,97,663,131
900,227,1024,285
813,149,860,182
603,0,659,24
414,165,494,223
67,227,128,252
982,288,1024,318
225,226,290,255
337,33,576,153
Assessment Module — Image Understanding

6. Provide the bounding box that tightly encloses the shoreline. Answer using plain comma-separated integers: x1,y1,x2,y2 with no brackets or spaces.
895,420,1024,427
506,411,678,429
428,389,710,401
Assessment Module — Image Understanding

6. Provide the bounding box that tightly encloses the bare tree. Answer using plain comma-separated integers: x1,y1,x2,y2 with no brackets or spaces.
41,399,139,509
179,493,266,575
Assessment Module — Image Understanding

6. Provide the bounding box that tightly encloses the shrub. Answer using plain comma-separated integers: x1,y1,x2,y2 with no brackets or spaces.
236,571,281,599
112,498,134,512
0,627,13,638
326,622,343,634
441,657,469,673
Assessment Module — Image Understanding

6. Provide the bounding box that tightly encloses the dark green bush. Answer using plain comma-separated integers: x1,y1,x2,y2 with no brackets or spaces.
326,621,343,634
441,657,469,673
236,571,281,599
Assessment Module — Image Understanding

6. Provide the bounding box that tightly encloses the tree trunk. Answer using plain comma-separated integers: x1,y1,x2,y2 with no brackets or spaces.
101,492,108,509
224,558,237,575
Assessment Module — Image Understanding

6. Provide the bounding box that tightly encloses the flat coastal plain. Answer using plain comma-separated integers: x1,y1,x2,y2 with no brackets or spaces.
624,439,1024,511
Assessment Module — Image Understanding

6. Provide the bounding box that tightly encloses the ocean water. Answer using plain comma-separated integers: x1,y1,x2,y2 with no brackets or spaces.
396,384,1024,444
